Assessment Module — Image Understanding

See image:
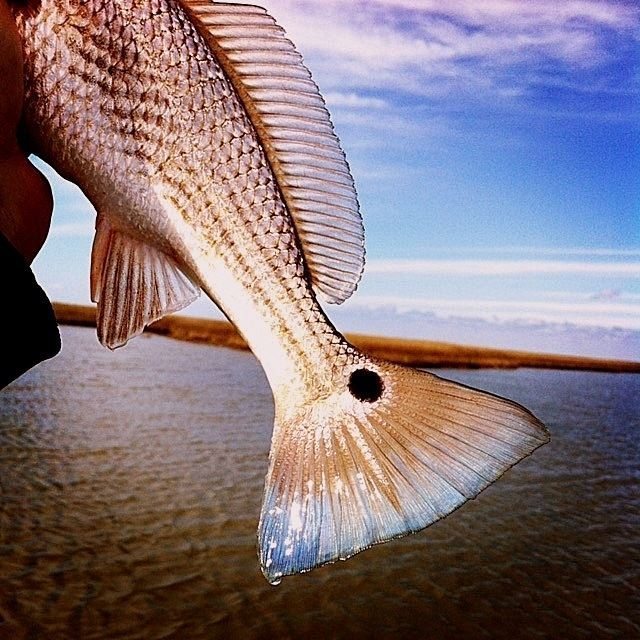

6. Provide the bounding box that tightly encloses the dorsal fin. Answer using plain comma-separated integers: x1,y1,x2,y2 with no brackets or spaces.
91,216,200,349
179,1,365,304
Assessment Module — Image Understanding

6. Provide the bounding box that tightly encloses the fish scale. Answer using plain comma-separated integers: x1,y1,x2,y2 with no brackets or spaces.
13,0,548,584
20,0,344,382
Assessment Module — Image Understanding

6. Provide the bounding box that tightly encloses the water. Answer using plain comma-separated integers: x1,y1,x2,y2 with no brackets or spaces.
1,326,638,639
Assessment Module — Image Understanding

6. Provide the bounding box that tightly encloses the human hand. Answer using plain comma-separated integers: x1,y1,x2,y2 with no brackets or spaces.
0,0,60,388
0,0,53,264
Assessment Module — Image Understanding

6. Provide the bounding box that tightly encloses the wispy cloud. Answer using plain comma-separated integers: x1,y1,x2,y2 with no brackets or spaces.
324,92,388,110
590,288,623,301
370,0,637,28
348,294,640,330
366,259,640,277
262,0,638,104
532,289,640,302
442,247,640,258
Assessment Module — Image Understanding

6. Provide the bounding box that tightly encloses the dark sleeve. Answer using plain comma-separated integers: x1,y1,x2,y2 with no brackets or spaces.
0,231,61,389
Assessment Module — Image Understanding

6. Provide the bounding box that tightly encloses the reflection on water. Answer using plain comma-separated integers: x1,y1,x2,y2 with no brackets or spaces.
1,326,638,639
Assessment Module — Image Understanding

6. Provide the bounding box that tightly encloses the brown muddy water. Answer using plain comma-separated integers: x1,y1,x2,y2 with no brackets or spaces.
0,326,638,639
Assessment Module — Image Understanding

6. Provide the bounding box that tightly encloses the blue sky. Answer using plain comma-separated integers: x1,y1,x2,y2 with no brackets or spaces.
32,0,639,358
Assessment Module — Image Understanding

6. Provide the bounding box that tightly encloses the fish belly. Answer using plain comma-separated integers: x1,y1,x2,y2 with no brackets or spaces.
17,0,341,389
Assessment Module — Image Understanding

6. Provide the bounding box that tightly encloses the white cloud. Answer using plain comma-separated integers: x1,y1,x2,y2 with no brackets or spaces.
250,0,637,107
449,247,640,257
369,0,636,28
532,289,640,302
365,259,640,277
590,289,622,301
324,92,388,110
348,294,640,330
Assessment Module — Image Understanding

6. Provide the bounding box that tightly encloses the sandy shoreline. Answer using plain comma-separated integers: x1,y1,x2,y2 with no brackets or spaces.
52,302,639,373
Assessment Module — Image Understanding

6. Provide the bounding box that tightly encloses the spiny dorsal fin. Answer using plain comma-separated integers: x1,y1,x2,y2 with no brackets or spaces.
179,1,365,304
91,216,200,349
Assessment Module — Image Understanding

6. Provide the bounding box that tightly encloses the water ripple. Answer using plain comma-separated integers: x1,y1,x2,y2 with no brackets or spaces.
0,327,638,639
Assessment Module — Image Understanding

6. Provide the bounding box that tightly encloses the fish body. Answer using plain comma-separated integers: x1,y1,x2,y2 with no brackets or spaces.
14,0,548,583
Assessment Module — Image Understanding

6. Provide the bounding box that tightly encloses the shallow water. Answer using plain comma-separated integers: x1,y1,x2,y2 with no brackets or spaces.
1,326,638,639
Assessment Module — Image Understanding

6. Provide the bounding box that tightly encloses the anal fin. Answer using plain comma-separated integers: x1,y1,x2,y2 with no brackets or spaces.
91,216,200,350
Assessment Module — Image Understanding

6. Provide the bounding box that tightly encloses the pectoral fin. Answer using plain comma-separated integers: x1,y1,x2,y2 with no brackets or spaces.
90,216,200,349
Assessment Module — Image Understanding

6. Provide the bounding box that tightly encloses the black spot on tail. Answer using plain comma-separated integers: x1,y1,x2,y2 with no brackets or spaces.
348,369,384,403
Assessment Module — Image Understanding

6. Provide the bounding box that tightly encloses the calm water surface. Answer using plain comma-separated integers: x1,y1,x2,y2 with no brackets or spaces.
1,326,638,639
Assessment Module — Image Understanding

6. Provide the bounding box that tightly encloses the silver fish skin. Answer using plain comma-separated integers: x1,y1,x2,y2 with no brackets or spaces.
14,0,549,584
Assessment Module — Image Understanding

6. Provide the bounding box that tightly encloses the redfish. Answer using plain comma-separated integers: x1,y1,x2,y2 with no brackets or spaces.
13,0,548,583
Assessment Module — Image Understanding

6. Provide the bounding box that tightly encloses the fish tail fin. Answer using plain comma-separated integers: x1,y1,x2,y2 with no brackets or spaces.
259,357,548,584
